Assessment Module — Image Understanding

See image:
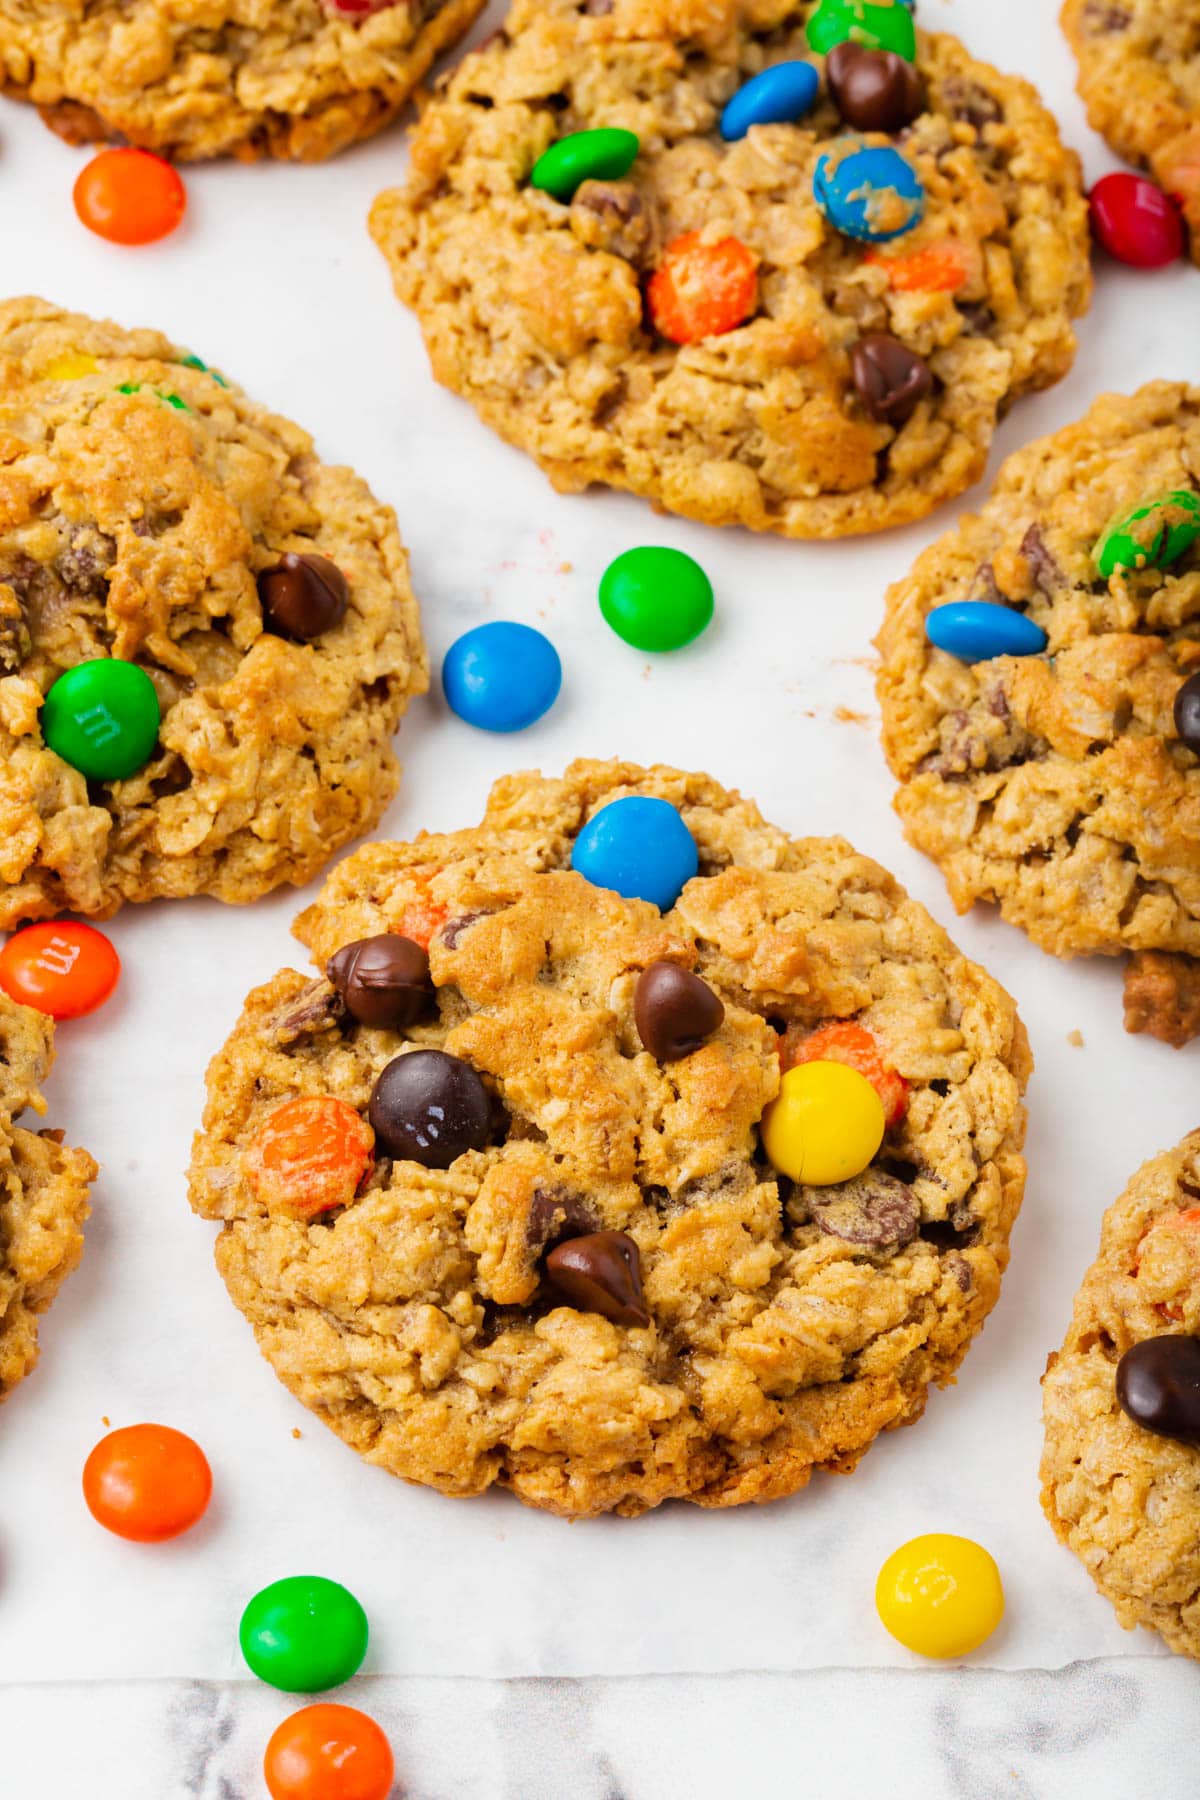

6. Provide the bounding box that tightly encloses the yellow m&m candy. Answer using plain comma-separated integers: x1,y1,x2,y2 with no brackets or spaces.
760,1060,884,1185
875,1534,1005,1659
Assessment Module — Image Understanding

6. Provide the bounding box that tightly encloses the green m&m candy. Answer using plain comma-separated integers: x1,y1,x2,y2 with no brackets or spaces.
530,128,639,202
599,546,714,652
1093,490,1200,578
807,0,917,60
42,658,160,781
239,1575,369,1693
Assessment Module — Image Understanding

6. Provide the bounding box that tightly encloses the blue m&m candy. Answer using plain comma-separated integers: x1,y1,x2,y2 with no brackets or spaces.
442,621,561,732
571,797,699,911
720,61,820,141
925,601,1048,662
814,140,923,243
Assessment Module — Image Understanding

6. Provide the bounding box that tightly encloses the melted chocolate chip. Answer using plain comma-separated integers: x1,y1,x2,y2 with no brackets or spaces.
526,1186,600,1255
851,335,933,427
1175,673,1200,752
440,911,489,950
1116,1335,1200,1444
1020,524,1065,594
634,961,724,1062
367,1049,492,1168
826,41,924,134
940,76,1002,131
258,552,349,640
806,1173,918,1251
570,180,657,265
328,935,433,1030
545,1230,650,1327
274,978,346,1051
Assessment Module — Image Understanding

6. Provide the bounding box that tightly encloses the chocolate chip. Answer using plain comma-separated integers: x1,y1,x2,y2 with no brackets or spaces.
545,1230,650,1327
440,910,489,950
367,1049,492,1168
634,961,724,1062
526,1186,599,1255
1020,524,1065,594
939,75,1002,131
946,1251,973,1293
826,41,924,134
851,335,933,427
805,1172,918,1251
1116,1335,1200,1444
274,978,346,1051
1175,673,1200,752
570,180,658,265
258,552,349,641
957,302,995,336
328,935,433,1030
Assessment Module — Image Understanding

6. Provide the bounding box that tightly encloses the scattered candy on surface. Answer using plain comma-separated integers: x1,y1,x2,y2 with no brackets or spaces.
598,546,714,652
327,934,434,1029
782,1020,907,1126
925,600,1048,661
634,961,724,1061
258,553,349,640
1089,172,1184,270
814,140,924,243
530,128,639,202
647,232,758,344
442,621,562,732
0,921,120,1020
807,0,917,62
73,148,186,245
240,1575,369,1694
875,1533,1005,1659
826,40,923,132
545,1230,649,1326
1175,672,1200,752
867,240,970,292
41,658,161,782
82,1423,212,1542
368,1048,492,1169
245,1096,374,1218
1093,491,1200,578
720,61,820,140
761,1060,885,1186
1116,1336,1200,1445
570,796,699,911
263,1703,395,1800
850,334,931,425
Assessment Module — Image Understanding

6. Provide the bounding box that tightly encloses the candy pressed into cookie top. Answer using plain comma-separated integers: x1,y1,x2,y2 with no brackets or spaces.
189,761,1030,1519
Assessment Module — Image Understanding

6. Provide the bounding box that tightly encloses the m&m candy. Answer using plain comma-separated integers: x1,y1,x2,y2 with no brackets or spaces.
1116,1335,1200,1445
783,1020,908,1126
0,922,120,1019
1089,173,1184,270
83,1423,212,1542
42,658,161,781
814,140,923,243
442,621,562,732
240,1576,369,1693
1093,491,1200,578
599,547,714,652
571,797,699,911
875,1533,1005,1659
807,0,917,62
264,1704,394,1800
73,148,186,246
530,128,639,202
245,1096,375,1218
648,233,758,344
761,1060,884,1185
720,61,820,141
925,600,1048,662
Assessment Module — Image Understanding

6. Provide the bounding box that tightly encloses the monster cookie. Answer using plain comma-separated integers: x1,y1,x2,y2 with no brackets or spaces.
1041,1131,1200,1660
1062,0,1200,264
0,0,484,162
369,0,1090,539
188,760,1030,1518
0,991,96,1402
0,298,427,927
877,382,1200,1046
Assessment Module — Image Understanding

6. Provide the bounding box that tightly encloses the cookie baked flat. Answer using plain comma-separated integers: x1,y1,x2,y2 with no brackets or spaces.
369,0,1090,539
0,0,484,162
1041,1130,1200,1660
0,298,427,927
188,760,1030,1519
1062,0,1200,264
877,382,1200,1046
0,991,96,1403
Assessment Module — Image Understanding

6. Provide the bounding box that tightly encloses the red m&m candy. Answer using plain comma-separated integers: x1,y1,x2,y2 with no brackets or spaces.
0,922,120,1018
1089,172,1184,269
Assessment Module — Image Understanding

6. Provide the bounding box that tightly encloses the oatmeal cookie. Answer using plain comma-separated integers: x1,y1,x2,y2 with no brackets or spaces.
0,297,427,926
877,382,1200,1045
188,759,1030,1518
0,0,484,162
1062,0,1200,264
1041,1131,1200,1660
0,992,96,1402
369,0,1090,539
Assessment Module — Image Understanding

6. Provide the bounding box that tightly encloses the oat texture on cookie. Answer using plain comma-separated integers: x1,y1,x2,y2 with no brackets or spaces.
188,760,1031,1519
877,382,1200,1047
0,298,427,927
0,991,96,1402
1041,1130,1200,1660
0,0,485,161
369,0,1090,539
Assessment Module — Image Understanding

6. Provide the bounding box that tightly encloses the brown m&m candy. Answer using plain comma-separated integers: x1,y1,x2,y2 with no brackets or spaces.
634,961,724,1062
258,552,349,640
327,935,433,1029
1174,672,1200,753
851,334,933,426
367,1049,492,1168
1116,1335,1200,1445
545,1230,650,1327
826,41,924,134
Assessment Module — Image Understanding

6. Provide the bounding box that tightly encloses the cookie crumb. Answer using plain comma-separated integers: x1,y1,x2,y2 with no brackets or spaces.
101,1415,110,1427
292,1428,303,1439
834,706,868,725
1066,1029,1084,1047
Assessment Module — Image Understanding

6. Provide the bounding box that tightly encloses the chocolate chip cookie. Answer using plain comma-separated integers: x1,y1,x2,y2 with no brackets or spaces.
877,382,1200,1047
0,992,96,1403
0,0,483,161
1062,0,1200,263
0,298,427,927
188,760,1031,1518
1041,1130,1200,1660
369,0,1090,539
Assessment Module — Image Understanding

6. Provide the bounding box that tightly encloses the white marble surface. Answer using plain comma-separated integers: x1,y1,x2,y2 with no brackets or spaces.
2,0,1200,1790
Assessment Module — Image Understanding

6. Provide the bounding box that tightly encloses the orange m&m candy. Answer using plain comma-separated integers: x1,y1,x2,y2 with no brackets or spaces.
83,1423,212,1542
73,148,186,246
780,1019,908,1126
0,921,120,1019
264,1704,395,1800
648,232,758,345
245,1095,374,1218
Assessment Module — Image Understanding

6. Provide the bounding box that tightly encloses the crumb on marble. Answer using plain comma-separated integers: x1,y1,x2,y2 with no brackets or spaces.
1066,1029,1084,1047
